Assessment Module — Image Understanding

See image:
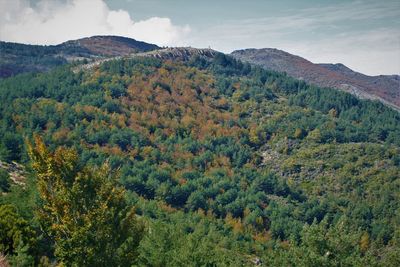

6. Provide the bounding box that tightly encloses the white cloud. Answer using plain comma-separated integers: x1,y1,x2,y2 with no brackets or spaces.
188,1,400,75
0,0,190,46
0,0,398,75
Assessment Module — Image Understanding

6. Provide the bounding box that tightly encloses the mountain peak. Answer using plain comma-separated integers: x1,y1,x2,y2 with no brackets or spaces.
231,48,400,110
58,35,160,57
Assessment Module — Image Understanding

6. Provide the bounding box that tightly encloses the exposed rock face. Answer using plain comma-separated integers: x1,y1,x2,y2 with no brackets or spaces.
138,47,218,61
231,48,400,111
76,47,219,71
0,160,26,186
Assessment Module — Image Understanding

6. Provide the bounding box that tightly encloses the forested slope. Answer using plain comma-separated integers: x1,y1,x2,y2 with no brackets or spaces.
0,36,160,78
0,51,399,266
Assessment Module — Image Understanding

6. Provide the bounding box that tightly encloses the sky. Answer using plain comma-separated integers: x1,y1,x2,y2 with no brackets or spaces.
0,0,399,75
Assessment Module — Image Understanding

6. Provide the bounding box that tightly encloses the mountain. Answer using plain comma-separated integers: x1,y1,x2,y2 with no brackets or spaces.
76,47,219,71
58,35,160,57
0,35,160,78
231,48,400,110
0,37,399,265
319,63,400,105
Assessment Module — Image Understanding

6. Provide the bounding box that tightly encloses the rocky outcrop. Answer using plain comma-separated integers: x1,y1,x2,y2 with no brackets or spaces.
138,47,218,61
76,47,219,72
0,160,26,186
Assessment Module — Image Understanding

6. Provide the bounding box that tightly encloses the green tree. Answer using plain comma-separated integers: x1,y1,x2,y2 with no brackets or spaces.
0,204,36,256
8,241,35,267
0,169,11,192
28,136,145,266
0,133,23,162
138,220,247,266
307,128,322,143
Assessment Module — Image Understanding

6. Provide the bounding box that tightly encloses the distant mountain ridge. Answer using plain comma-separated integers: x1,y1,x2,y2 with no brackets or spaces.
58,35,160,57
0,35,160,78
231,48,400,110
1,36,398,110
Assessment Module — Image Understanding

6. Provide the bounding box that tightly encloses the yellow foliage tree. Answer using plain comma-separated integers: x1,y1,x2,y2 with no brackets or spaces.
28,136,144,266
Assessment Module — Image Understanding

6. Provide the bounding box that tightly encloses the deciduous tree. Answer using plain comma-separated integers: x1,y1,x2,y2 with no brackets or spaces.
28,136,144,266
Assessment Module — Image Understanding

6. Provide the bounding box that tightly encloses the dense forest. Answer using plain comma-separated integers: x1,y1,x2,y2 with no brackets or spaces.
0,51,399,266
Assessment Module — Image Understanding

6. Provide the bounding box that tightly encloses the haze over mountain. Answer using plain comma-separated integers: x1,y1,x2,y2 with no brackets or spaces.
231,48,400,110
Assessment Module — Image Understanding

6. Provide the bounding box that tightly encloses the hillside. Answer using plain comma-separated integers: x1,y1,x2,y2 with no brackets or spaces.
0,41,399,265
231,48,400,110
58,35,160,57
0,35,160,78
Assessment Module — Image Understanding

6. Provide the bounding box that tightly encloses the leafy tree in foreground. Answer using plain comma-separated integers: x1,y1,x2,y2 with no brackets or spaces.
28,136,145,266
